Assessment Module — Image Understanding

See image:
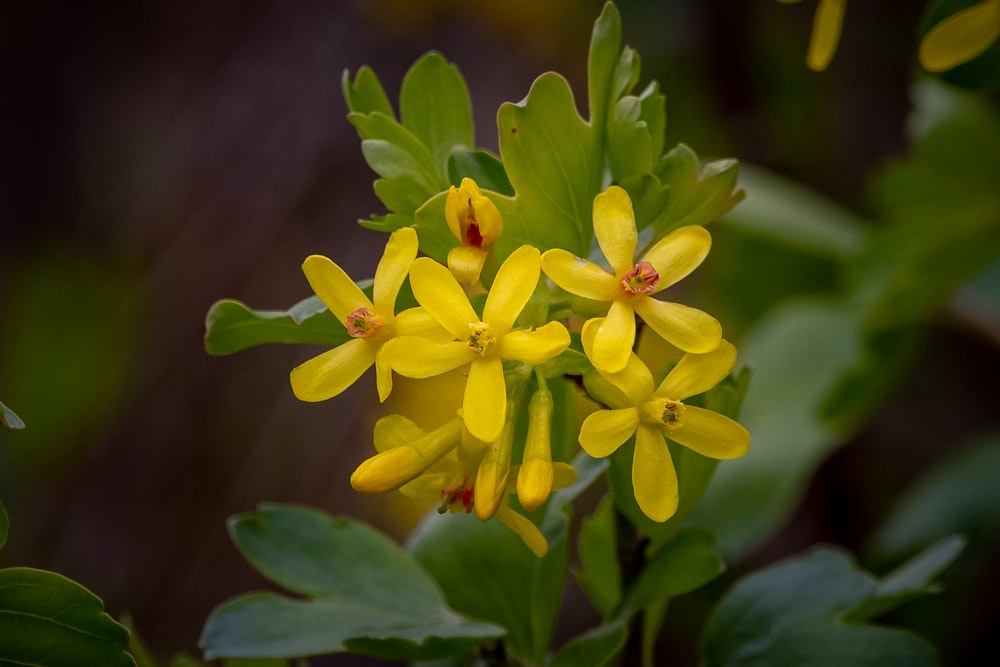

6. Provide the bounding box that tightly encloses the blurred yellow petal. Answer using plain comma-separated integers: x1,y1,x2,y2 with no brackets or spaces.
589,300,636,373
807,0,846,71
464,356,507,443
447,245,488,285
582,318,655,401
381,337,472,378
372,414,425,453
541,249,618,301
633,424,678,522
483,245,541,335
579,407,639,457
290,338,376,402
350,446,427,493
919,0,1000,72
634,298,721,354
301,255,372,323
657,340,737,400
668,406,750,460
593,185,638,275
499,322,570,365
496,505,548,557
641,225,711,293
372,227,418,314
551,462,578,489
409,257,479,338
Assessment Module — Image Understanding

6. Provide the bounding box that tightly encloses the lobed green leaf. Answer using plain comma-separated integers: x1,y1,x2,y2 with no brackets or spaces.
204,297,347,356
0,567,135,667
200,504,503,661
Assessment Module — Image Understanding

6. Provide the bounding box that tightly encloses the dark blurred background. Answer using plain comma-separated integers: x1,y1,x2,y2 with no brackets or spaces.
2,0,996,664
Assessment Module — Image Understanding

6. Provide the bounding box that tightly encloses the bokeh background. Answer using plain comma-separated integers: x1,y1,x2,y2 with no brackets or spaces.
2,0,998,664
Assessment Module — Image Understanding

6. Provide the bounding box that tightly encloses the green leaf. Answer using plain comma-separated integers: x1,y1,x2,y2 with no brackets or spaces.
446,147,513,195
0,501,7,551
691,300,864,560
400,52,474,176
550,619,627,667
620,528,725,614
0,567,135,666
200,504,503,661
869,436,1000,560
341,66,394,119
574,496,621,618
652,143,745,235
587,0,623,138
0,400,24,430
701,547,939,667
849,536,966,622
496,72,602,256
204,296,347,356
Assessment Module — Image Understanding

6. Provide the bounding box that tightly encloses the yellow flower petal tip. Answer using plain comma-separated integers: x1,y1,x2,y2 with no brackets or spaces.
350,447,426,494
919,0,1000,72
517,458,554,512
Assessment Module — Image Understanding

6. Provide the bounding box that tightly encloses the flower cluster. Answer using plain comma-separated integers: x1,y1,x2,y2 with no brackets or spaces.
292,180,749,554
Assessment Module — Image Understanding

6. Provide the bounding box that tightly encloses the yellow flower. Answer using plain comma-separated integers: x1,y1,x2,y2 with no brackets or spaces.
779,0,847,71
919,0,1000,72
541,185,721,374
577,321,749,522
445,177,504,285
382,245,570,443
516,380,556,512
289,227,442,403
351,412,576,557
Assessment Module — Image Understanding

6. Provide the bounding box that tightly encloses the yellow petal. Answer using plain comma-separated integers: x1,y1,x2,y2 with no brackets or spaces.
657,340,737,401
551,462,578,489
919,0,1000,72
540,249,618,301
381,337,472,378
668,405,750,460
373,227,418,314
409,257,479,339
807,0,846,71
472,190,504,246
593,185,638,275
589,300,636,373
496,505,548,557
394,307,453,341
301,255,372,323
517,386,554,511
499,322,570,365
581,318,655,402
633,424,678,522
463,356,507,443
447,245,488,285
641,225,711,293
372,414,425,453
633,298,722,354
579,407,639,457
483,245,541,335
290,338,376,402
374,349,394,402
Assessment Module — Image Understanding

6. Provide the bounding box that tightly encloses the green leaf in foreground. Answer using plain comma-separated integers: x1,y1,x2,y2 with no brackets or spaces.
701,546,942,667
204,296,346,356
200,504,503,661
0,567,135,667
0,501,7,551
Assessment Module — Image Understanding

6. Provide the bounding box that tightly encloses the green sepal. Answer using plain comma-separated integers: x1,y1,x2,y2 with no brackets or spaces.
1,400,25,430
199,504,503,661
0,567,135,667
204,296,346,356
701,546,945,667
